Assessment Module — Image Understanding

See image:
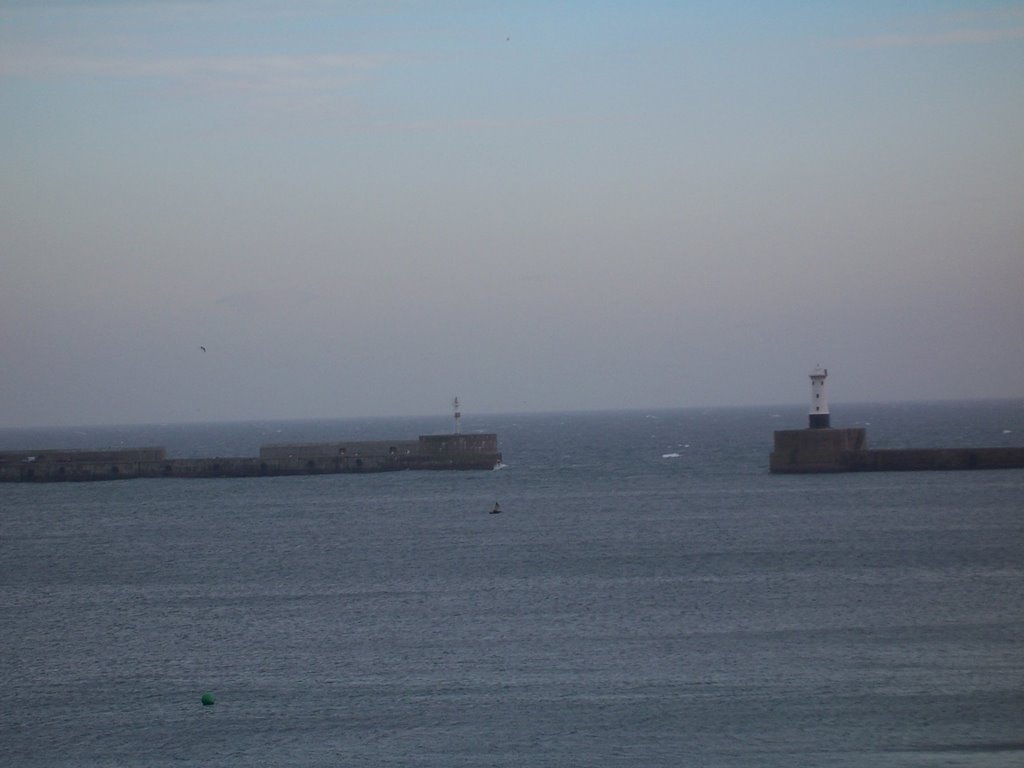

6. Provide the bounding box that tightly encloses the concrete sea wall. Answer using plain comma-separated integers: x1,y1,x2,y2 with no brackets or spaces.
0,434,501,483
848,447,1024,472
769,428,866,473
770,428,1024,473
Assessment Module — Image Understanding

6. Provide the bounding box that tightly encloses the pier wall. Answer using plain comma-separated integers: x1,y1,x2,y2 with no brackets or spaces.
849,447,1024,472
0,447,166,464
259,440,421,460
769,429,866,473
0,434,501,482
418,434,499,455
770,428,1024,473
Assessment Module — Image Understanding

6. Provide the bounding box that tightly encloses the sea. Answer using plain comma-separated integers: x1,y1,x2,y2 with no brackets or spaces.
2,401,1022,767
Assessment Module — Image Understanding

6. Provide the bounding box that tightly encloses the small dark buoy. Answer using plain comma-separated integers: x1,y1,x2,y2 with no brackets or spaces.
201,692,215,706
491,502,502,514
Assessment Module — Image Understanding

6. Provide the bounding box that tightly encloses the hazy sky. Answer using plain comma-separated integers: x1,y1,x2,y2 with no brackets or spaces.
2,1,1022,427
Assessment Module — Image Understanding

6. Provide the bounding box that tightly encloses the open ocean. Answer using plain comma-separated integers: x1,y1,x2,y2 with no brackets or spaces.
2,401,1023,767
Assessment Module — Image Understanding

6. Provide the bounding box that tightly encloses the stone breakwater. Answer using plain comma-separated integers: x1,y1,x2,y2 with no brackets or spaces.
770,427,1024,473
0,434,501,482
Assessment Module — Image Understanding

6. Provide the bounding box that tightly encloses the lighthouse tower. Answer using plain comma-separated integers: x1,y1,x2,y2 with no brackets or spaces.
452,397,462,435
808,367,830,428
771,366,869,472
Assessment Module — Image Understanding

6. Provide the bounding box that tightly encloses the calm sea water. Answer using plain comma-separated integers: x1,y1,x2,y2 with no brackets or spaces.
2,402,1023,767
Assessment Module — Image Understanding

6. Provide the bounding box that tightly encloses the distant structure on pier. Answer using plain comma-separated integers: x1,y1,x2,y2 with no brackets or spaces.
769,367,1024,473
808,366,830,428
0,401,501,483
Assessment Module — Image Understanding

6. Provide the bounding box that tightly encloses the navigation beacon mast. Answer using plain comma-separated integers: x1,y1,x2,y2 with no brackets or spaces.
808,366,830,429
453,397,462,434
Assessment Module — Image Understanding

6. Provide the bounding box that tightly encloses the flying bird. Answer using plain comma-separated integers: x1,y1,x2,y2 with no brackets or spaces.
200,346,206,352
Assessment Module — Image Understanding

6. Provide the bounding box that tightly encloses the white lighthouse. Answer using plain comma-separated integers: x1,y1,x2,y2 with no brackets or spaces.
452,396,462,434
808,366,830,428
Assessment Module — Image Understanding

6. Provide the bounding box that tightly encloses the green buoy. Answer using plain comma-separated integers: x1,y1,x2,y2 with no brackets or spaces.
201,692,216,706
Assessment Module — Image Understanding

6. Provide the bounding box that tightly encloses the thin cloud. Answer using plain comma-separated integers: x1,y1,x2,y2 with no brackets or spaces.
928,7,1024,26
0,46,411,116
0,47,401,84
834,7,1024,50
841,25,1024,49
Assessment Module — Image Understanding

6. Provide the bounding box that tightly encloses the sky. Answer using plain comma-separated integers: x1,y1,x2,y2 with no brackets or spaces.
1,1,1023,428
